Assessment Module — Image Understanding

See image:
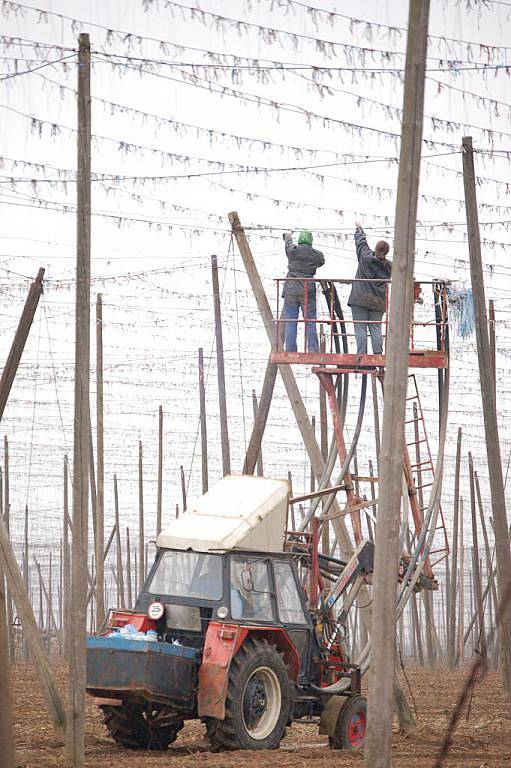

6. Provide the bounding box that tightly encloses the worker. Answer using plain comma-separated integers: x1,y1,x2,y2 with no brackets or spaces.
347,223,392,356
282,230,325,353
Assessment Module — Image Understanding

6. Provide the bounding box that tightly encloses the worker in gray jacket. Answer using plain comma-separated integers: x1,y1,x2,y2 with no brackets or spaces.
347,223,392,355
282,230,324,353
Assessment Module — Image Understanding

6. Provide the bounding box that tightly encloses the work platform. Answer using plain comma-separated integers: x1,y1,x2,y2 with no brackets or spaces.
271,278,449,371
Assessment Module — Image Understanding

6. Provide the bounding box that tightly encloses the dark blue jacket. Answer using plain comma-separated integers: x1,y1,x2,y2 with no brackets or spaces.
347,230,392,312
283,237,325,299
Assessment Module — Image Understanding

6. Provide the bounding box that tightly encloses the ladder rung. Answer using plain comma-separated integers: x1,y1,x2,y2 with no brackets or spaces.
410,460,433,470
416,481,433,490
406,438,427,446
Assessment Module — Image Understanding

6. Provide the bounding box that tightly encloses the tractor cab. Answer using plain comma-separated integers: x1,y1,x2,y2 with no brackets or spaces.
86,475,367,753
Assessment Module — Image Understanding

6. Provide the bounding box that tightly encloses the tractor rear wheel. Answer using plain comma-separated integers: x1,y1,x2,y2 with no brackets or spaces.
328,695,367,751
100,702,184,750
205,637,291,751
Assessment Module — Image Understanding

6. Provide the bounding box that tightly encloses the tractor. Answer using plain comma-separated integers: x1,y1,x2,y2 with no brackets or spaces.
86,475,378,752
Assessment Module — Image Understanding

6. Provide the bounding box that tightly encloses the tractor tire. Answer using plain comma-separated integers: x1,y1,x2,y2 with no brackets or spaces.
205,637,291,751
328,695,367,751
100,702,184,750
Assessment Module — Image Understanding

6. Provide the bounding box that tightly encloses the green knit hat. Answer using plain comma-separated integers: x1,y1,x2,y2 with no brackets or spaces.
298,230,313,246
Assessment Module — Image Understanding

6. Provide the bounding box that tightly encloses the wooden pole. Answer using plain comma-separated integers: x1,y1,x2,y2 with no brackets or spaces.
475,470,500,664
462,135,511,693
23,503,30,659
365,3,430,765
489,300,496,402
459,497,465,665
126,527,132,608
113,475,125,609
63,456,70,657
3,435,14,661
243,356,277,475
138,440,145,594
67,32,91,766
0,269,45,421
468,454,487,658
0,563,15,767
448,428,462,666
95,293,105,629
251,390,264,477
198,349,209,493
0,512,66,737
211,254,231,476
180,465,187,512
157,405,163,534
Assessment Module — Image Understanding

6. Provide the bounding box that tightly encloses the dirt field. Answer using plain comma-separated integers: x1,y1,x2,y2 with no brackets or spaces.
9,662,511,767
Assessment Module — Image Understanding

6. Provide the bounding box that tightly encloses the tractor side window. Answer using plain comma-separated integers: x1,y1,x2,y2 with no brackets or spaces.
230,558,274,622
273,562,307,625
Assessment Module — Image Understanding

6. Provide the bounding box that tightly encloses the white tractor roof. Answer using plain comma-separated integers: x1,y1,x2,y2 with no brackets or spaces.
156,475,289,553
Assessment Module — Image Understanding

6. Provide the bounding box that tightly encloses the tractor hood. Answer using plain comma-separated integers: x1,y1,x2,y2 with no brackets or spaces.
157,475,289,553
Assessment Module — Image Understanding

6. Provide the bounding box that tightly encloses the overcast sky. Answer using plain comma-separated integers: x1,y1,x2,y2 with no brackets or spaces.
0,1,510,598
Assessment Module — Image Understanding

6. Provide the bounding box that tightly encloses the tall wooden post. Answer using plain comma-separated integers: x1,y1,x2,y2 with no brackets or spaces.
458,497,465,665
198,349,209,493
180,465,187,512
468,453,487,658
0,561,15,767
243,357,277,475
251,390,264,477
365,3,430,765
67,32,91,767
95,294,105,629
156,405,164,534
138,441,145,594
448,428,462,666
489,300,496,401
462,135,511,694
126,527,132,608
211,255,231,476
63,456,70,657
113,476,125,609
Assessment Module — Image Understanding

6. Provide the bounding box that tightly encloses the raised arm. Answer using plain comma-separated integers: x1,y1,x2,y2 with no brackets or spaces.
283,231,295,256
354,225,372,261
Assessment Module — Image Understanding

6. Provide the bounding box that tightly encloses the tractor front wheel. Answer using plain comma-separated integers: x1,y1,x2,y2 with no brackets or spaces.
100,702,184,750
205,637,291,751
329,695,367,751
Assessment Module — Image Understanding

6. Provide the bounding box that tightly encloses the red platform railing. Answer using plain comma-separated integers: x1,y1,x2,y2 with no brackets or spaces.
272,278,449,369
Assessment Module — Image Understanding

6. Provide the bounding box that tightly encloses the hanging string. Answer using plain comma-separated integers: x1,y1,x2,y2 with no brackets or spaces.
232,233,248,453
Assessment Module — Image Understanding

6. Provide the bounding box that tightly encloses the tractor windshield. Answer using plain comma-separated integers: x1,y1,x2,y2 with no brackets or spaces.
149,550,223,601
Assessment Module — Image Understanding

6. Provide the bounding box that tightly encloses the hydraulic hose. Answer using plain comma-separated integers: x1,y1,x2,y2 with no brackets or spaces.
313,359,450,694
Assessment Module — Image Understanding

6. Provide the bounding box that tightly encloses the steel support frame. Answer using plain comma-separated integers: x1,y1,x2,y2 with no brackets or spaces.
315,370,363,546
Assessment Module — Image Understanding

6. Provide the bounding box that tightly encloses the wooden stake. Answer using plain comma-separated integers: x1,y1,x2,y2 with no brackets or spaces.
63,456,70,657
0,512,66,737
113,475,125,609
67,32,91,766
243,356,277,475
459,497,465,665
156,405,164,534
138,441,145,594
251,390,264,477
198,350,209,492
126,527,132,608
468,454,487,658
211,255,230,475
95,293,105,629
365,3,430,764
180,465,187,512
462,135,511,693
448,428,462,666
0,563,15,767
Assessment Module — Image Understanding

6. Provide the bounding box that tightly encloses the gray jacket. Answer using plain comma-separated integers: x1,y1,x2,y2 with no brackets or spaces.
283,236,325,299
347,229,392,312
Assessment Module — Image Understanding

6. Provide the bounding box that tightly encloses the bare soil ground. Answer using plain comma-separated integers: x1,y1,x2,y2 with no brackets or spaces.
9,662,511,767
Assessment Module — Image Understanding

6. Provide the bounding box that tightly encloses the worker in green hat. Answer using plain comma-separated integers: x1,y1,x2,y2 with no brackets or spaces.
282,230,324,353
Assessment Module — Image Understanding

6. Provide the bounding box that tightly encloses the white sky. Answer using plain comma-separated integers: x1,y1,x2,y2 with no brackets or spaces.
0,0,510,596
